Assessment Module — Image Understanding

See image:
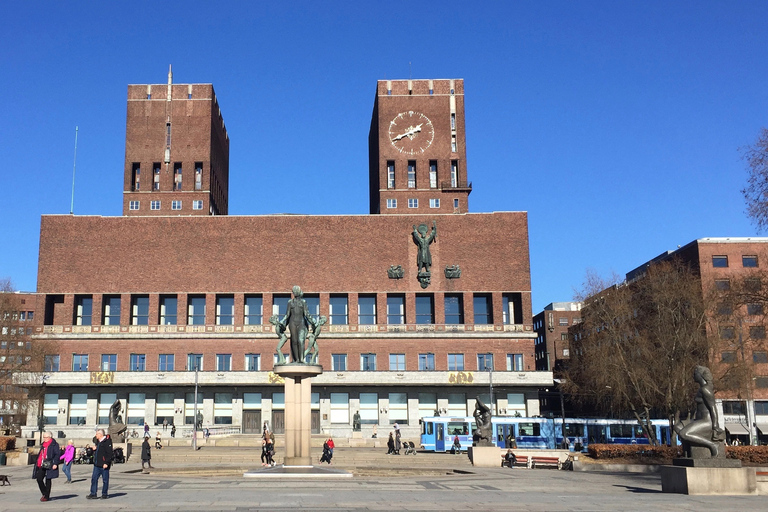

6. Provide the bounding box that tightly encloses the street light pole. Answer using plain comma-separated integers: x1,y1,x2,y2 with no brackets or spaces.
488,364,494,415
553,378,567,449
38,375,49,445
192,363,198,451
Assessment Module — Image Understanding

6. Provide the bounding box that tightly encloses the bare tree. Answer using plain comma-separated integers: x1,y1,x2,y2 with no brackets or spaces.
564,261,714,445
742,128,768,231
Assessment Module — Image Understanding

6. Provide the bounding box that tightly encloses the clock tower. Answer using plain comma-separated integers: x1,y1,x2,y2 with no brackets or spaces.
368,79,471,214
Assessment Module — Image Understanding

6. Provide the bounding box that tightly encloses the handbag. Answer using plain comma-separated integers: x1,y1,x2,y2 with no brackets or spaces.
41,459,53,470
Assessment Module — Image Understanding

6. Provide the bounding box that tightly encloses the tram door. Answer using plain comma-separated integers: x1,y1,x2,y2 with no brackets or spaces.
436,423,445,452
496,424,513,447
587,424,605,444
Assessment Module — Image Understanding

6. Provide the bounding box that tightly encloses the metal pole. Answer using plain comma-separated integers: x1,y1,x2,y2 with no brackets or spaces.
192,364,198,451
559,388,567,449
488,364,494,415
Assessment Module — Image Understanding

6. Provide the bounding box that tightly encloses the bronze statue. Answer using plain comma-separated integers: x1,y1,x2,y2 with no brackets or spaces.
278,286,311,364
412,221,437,273
108,399,127,442
472,398,493,446
674,366,726,458
304,315,327,365
269,314,289,364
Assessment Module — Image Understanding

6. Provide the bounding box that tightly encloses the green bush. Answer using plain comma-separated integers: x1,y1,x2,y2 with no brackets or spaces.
0,437,16,451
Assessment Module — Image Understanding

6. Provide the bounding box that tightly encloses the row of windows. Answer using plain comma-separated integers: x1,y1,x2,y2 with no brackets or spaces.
131,162,203,192
1,327,32,337
64,293,523,327
712,255,759,268
129,200,203,211
1,311,34,321
385,198,446,209
719,325,766,340
43,352,526,373
386,160,460,189
721,350,768,364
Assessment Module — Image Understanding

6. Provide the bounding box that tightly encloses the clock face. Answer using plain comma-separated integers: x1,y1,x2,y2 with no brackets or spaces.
388,111,435,155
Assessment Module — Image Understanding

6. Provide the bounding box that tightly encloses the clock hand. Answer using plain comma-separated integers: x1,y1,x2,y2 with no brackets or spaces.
392,124,423,142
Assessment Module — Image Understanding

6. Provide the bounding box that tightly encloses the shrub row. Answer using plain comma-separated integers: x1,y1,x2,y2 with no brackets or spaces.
587,443,768,464
726,446,768,464
0,437,16,451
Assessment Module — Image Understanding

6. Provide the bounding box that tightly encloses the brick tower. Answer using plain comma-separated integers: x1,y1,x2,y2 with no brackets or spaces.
122,66,230,216
368,79,471,215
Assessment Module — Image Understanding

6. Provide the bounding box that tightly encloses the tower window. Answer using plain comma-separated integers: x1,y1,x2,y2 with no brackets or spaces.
151,200,161,210
172,200,182,210
451,113,456,130
154,164,161,190
195,162,203,190
131,163,141,191
451,161,459,187
193,200,203,210
129,201,140,211
174,163,182,191
387,161,395,189
408,198,418,208
386,199,397,209
429,199,440,208
429,161,437,188
407,161,416,188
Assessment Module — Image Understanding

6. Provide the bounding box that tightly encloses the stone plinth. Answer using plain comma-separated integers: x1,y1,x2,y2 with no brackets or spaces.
467,446,500,467
672,457,741,468
661,466,757,495
273,364,322,467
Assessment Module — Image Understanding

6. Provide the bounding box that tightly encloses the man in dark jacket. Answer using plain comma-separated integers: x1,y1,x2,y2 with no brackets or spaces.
141,435,153,470
32,431,61,502
87,429,113,499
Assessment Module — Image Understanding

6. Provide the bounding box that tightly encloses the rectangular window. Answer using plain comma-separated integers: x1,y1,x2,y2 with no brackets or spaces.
272,294,290,317
329,295,349,325
751,326,766,339
216,354,232,371
153,164,161,190
408,198,418,208
389,392,408,423
188,295,206,325
386,198,397,209
712,256,728,268
558,317,569,326
477,353,493,371
245,354,260,371
214,392,233,424
101,354,117,371
746,278,762,291
389,353,406,371
72,354,88,372
756,377,768,388
192,200,203,210
429,161,437,188
332,354,347,371
454,198,459,209
69,393,87,425
156,392,174,425
445,294,464,324
429,198,440,208
714,279,730,291
303,294,320,319
451,113,456,129
216,295,234,325
187,353,203,371
359,393,378,424
361,353,376,371
158,354,175,371
160,295,177,325
748,303,764,316
451,134,457,152
103,296,121,325
43,393,58,424
195,162,203,190
720,326,735,340
131,295,149,325
98,393,116,424
473,294,492,324
387,161,395,188
130,353,146,371
743,255,758,268
172,200,182,210
502,293,522,325
415,295,434,324
127,392,146,425
150,200,161,210
129,200,140,211
131,163,141,191
173,163,182,190
244,295,263,325
448,353,464,371
407,161,416,188
721,351,737,363
722,401,745,415
451,160,458,187
387,295,405,324
754,351,768,364
418,353,435,371
358,295,377,325
44,355,60,372
184,392,203,425
74,295,93,326
330,392,349,424
507,353,524,371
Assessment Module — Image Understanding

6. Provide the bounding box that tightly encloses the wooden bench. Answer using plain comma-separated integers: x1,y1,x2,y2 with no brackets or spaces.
501,454,530,468
0,475,10,486
530,456,562,469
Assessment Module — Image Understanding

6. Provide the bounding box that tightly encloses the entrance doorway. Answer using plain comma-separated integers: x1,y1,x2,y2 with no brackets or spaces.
243,411,262,434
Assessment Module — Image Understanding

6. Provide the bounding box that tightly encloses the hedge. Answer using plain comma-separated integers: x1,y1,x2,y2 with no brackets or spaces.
587,443,768,464
0,437,16,451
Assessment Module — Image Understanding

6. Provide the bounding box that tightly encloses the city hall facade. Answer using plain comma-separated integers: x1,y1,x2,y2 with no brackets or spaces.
21,73,550,438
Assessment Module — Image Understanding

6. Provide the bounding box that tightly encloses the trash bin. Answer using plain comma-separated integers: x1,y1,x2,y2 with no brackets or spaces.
0,452,7,465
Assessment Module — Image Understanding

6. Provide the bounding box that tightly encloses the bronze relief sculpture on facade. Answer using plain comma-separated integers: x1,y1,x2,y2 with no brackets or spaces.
413,221,437,288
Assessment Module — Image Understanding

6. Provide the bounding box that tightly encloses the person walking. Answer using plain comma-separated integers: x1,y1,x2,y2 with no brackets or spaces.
87,429,113,500
395,428,402,455
387,432,395,454
143,422,149,436
141,435,153,470
60,439,75,483
32,431,61,502
326,437,335,458
261,438,268,466
155,431,163,450
170,424,176,438
265,436,275,467
163,419,168,431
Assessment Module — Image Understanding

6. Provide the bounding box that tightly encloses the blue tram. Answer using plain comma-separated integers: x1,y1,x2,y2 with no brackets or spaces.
420,416,672,452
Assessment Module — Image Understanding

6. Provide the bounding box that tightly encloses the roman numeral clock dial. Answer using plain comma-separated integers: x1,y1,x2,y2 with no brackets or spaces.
389,111,435,155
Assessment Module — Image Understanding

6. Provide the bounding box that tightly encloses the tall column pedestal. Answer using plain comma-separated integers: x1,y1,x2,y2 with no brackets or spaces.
273,364,322,467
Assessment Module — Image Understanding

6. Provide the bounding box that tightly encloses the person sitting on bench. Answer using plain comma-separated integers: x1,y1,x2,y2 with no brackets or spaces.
503,449,517,468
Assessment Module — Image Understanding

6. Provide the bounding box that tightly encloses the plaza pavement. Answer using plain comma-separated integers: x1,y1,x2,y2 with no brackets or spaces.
1,453,765,511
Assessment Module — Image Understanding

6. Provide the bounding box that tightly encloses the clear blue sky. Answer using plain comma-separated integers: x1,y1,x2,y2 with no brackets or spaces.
2,1,767,312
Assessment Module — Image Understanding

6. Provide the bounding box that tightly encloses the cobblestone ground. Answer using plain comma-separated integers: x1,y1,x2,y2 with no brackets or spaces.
1,462,764,511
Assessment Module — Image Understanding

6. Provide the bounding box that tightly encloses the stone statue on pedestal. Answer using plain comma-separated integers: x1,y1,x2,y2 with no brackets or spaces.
108,400,127,443
674,365,726,459
472,398,493,447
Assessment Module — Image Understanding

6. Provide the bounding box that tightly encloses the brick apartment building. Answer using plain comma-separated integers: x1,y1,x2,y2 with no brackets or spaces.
20,75,548,439
0,291,37,428
532,302,582,372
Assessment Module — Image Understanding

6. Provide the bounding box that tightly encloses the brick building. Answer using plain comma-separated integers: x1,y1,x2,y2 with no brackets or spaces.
21,76,547,439
532,302,581,372
0,291,38,429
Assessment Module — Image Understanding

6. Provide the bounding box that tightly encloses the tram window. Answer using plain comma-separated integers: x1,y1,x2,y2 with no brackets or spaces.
564,423,584,437
633,425,645,438
448,422,468,435
610,424,632,437
426,423,433,435
518,422,540,436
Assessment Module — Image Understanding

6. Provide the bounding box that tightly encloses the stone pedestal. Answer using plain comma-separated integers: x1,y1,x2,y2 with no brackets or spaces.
273,364,322,467
467,446,500,467
661,466,757,495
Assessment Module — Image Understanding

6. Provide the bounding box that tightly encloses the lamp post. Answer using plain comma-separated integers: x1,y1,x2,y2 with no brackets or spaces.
488,364,494,415
553,378,566,449
38,375,49,445
192,362,198,451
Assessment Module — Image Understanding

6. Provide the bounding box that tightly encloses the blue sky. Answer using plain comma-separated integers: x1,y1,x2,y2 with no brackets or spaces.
1,1,767,312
